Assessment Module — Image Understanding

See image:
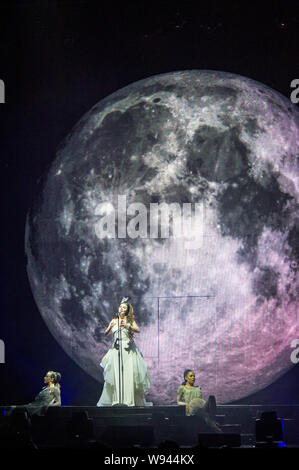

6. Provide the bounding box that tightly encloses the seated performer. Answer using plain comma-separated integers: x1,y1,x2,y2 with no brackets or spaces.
177,369,221,432
97,297,151,407
6,370,61,416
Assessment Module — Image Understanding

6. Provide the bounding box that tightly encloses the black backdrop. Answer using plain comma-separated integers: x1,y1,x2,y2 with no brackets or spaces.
0,0,298,407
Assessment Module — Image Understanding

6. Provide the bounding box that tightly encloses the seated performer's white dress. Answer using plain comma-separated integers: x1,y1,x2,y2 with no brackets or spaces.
97,323,151,407
177,385,206,416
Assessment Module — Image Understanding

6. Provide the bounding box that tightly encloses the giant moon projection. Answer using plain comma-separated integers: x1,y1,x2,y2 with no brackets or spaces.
25,70,299,404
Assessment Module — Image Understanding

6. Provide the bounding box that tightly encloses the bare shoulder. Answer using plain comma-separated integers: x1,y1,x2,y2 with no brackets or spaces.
52,386,60,396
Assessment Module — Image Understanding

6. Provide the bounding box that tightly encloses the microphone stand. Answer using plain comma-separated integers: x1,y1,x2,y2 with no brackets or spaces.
113,314,128,407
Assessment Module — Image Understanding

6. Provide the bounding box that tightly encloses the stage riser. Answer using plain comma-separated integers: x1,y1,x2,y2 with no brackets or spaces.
1,405,298,447
26,422,209,447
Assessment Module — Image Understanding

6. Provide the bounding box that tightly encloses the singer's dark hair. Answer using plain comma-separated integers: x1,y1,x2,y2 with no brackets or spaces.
49,371,62,385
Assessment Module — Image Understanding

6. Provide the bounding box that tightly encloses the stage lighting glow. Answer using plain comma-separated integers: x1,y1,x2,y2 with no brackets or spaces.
256,411,285,447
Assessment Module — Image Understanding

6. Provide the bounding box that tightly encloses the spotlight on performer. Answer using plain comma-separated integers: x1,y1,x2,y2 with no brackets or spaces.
255,411,285,447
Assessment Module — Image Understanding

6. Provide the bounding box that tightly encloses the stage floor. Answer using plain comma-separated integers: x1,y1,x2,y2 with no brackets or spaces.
1,404,298,449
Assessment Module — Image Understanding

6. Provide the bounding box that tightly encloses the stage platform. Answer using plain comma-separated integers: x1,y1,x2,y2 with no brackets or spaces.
1,404,298,449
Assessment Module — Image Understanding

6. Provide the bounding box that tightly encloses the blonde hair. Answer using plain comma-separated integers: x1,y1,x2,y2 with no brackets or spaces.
124,302,134,324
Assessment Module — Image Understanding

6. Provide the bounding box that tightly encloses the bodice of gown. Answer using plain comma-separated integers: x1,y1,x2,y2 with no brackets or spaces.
111,323,133,344
177,385,203,405
177,385,206,416
33,387,58,406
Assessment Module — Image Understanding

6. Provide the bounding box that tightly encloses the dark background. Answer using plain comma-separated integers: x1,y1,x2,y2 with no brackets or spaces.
0,0,298,406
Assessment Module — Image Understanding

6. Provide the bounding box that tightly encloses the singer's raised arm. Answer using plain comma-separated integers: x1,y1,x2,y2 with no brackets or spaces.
129,320,140,333
104,319,116,335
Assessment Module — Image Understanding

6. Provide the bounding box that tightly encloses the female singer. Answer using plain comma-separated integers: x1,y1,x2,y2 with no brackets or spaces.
97,298,151,407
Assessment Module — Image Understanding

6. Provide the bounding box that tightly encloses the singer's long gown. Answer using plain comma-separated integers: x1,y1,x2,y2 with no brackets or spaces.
97,324,151,407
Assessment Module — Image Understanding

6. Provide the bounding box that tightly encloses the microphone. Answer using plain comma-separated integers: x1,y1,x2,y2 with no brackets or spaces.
115,312,125,319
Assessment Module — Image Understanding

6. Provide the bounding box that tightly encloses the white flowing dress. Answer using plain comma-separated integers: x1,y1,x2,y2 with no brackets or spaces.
97,323,151,407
